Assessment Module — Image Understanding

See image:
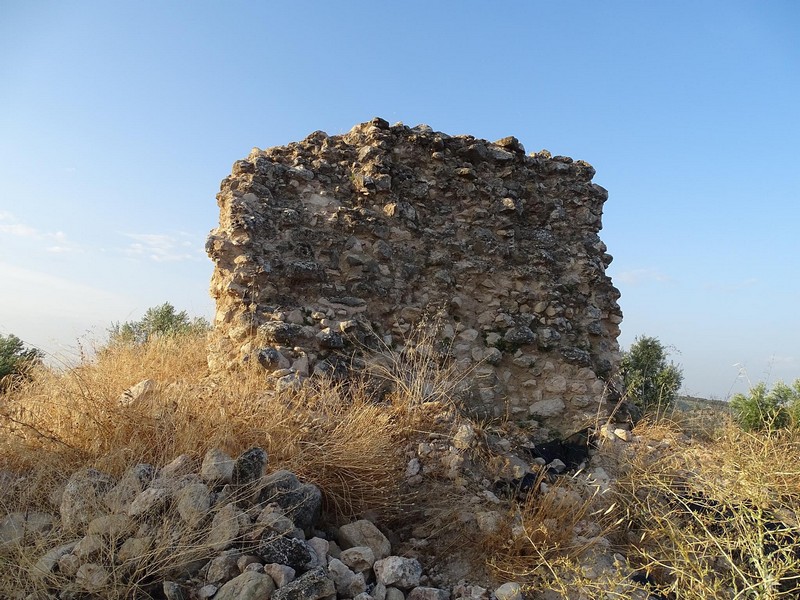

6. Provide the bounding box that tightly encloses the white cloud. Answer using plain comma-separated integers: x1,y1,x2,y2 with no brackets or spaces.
123,232,204,262
614,268,671,285
0,211,80,252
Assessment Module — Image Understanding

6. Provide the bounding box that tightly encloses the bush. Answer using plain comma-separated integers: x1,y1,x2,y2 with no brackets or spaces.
730,379,800,432
620,335,683,419
108,302,210,345
0,333,42,392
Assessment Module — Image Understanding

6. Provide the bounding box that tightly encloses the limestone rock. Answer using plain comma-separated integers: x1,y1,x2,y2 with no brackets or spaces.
73,534,104,559
238,554,263,573
128,487,169,518
201,448,235,483
406,588,449,600
176,482,212,527
373,556,422,589
307,536,330,567
232,447,269,485
340,546,375,572
75,563,109,591
0,512,54,549
258,535,315,571
118,379,155,407
207,554,240,583
338,520,391,560
60,468,115,532
257,470,322,532
265,562,296,587
57,552,80,577
494,583,522,600
160,454,195,479
31,542,78,581
328,557,367,598
215,571,276,600
87,513,132,537
475,511,502,535
271,566,336,600
452,423,476,450
208,503,248,551
104,463,155,514
385,588,405,600
118,536,152,564
163,581,186,600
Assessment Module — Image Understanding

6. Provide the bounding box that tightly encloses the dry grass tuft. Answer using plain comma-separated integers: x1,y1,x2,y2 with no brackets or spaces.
487,470,628,596
0,332,451,520
613,419,800,599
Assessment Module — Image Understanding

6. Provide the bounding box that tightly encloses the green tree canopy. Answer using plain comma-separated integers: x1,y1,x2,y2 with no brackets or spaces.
0,333,43,391
620,335,683,418
108,302,211,345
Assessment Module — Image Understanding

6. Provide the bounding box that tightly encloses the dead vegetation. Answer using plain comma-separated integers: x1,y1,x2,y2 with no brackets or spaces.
0,331,452,522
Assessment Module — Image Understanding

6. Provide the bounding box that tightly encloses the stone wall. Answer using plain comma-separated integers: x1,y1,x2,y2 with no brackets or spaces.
206,118,622,432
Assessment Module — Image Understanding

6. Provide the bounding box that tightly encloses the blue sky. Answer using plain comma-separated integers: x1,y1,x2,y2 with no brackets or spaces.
1,1,797,399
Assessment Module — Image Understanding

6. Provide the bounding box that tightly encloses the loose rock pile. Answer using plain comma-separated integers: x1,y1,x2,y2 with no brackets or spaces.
0,417,668,600
2,446,509,600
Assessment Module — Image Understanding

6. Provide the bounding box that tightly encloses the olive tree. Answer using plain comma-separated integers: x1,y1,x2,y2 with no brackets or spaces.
730,379,800,432
108,302,210,345
620,335,683,418
0,333,42,391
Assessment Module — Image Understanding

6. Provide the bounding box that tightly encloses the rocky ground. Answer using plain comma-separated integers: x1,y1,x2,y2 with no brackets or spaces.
1,405,665,600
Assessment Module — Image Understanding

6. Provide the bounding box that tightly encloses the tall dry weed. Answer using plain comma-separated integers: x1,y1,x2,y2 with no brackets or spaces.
613,419,800,599
487,470,629,596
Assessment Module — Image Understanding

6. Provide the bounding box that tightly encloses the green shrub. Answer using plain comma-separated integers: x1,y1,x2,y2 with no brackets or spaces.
731,379,800,432
0,333,42,391
620,335,683,419
108,302,210,346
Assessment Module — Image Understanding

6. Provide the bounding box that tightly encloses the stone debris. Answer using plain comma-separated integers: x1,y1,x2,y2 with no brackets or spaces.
23,444,644,600
338,519,392,560
374,556,423,589
117,378,155,407
59,468,115,532
0,511,54,550
494,582,522,600
201,447,236,483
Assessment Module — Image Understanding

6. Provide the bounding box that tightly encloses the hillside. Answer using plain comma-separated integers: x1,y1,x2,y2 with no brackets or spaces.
2,334,799,599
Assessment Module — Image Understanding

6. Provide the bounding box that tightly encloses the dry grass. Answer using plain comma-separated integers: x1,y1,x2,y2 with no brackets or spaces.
487,470,634,598
0,330,461,596
0,330,452,519
612,419,800,599
481,415,800,599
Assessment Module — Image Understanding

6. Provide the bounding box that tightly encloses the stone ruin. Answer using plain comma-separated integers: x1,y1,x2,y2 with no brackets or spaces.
206,118,623,433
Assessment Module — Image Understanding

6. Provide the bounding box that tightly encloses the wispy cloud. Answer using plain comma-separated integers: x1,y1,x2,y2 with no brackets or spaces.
614,268,672,285
0,211,80,253
123,232,203,262
703,278,759,294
